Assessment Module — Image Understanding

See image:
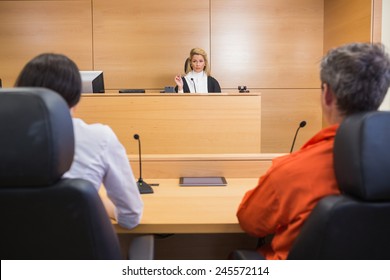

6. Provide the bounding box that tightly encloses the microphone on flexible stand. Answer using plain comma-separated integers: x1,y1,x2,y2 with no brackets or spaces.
290,121,307,153
190,78,197,93
133,134,153,194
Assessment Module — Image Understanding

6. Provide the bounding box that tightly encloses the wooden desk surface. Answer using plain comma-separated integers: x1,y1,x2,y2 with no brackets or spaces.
112,178,258,234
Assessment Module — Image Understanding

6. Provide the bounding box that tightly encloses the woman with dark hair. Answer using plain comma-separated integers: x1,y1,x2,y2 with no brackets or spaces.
15,53,143,229
174,47,221,93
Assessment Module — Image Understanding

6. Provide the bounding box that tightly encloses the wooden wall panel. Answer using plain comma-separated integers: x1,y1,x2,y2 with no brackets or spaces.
211,0,324,89
324,0,372,53
372,0,382,43
0,0,93,88
93,0,209,90
261,89,322,153
127,154,282,179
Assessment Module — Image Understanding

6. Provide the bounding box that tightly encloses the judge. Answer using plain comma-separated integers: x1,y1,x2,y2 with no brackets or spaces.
174,47,221,93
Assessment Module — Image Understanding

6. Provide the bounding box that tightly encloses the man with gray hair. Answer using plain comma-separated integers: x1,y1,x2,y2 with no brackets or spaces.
237,43,390,260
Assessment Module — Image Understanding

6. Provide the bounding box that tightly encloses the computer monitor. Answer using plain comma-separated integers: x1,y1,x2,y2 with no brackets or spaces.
80,71,105,93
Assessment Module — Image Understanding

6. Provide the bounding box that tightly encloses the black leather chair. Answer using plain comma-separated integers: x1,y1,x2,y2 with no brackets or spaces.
231,111,390,260
0,88,153,260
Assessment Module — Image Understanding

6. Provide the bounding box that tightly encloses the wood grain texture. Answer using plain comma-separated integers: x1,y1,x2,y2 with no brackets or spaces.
324,0,372,53
102,153,280,234
372,0,382,43
0,0,93,87
109,178,260,234
92,0,209,90
211,0,324,89
74,93,261,154
128,153,282,179
261,89,322,153
74,90,322,153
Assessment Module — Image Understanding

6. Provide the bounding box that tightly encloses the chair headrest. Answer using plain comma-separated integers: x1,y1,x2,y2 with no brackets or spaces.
0,88,74,187
334,111,390,201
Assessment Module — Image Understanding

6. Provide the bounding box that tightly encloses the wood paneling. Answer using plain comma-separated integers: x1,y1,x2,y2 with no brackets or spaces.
324,0,372,53
93,0,209,90
261,89,322,153
74,90,321,154
372,0,382,43
128,153,283,179
211,0,324,89
74,94,261,154
0,1,93,88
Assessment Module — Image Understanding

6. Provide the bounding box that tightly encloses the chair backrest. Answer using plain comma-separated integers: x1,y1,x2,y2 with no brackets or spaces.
0,88,122,259
184,57,191,73
288,111,390,260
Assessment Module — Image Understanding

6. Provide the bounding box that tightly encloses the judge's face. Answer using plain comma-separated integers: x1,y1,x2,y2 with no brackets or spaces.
191,55,206,73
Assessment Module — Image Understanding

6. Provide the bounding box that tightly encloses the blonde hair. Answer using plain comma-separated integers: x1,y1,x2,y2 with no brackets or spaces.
185,47,211,75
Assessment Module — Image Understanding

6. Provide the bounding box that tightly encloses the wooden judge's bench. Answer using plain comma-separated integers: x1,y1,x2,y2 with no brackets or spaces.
74,93,262,155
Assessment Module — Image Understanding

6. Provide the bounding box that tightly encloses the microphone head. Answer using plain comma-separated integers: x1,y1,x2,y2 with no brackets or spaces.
299,121,307,128
133,134,140,140
191,78,194,81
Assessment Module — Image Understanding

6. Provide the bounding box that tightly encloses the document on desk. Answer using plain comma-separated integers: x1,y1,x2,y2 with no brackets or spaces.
179,176,227,186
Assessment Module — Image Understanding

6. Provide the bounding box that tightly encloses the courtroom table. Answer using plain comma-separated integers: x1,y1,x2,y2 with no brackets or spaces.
107,153,283,234
113,178,259,234
106,178,261,259
100,153,282,259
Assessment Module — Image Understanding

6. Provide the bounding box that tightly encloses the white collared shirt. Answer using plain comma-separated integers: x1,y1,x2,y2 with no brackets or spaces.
63,118,143,229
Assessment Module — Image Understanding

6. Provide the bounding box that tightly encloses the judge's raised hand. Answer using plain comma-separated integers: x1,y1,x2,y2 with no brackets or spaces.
174,75,184,89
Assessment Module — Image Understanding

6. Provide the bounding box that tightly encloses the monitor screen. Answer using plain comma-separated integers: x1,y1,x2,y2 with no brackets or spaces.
80,71,105,93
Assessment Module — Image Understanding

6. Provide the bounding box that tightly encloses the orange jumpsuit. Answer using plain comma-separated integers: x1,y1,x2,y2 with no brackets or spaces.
237,125,341,260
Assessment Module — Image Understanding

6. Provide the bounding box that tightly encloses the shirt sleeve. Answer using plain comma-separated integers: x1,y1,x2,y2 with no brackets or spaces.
236,161,284,237
101,128,144,229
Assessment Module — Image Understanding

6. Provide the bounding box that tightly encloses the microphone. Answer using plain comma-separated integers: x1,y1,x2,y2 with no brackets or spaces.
290,121,307,153
190,78,197,93
133,134,153,194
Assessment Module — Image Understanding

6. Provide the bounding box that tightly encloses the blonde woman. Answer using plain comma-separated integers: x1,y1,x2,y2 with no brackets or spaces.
174,48,221,93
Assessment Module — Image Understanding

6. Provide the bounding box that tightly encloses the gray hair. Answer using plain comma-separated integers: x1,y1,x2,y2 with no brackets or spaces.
320,43,390,116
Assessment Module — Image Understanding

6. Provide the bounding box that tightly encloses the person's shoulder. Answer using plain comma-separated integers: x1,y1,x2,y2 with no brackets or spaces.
208,75,219,82
207,75,221,92
73,118,116,139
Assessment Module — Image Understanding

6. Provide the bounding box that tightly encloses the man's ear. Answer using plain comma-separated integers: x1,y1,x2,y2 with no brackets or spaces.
322,83,334,107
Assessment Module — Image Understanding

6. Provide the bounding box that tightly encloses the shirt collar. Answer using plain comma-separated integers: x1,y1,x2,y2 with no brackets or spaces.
301,124,339,149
